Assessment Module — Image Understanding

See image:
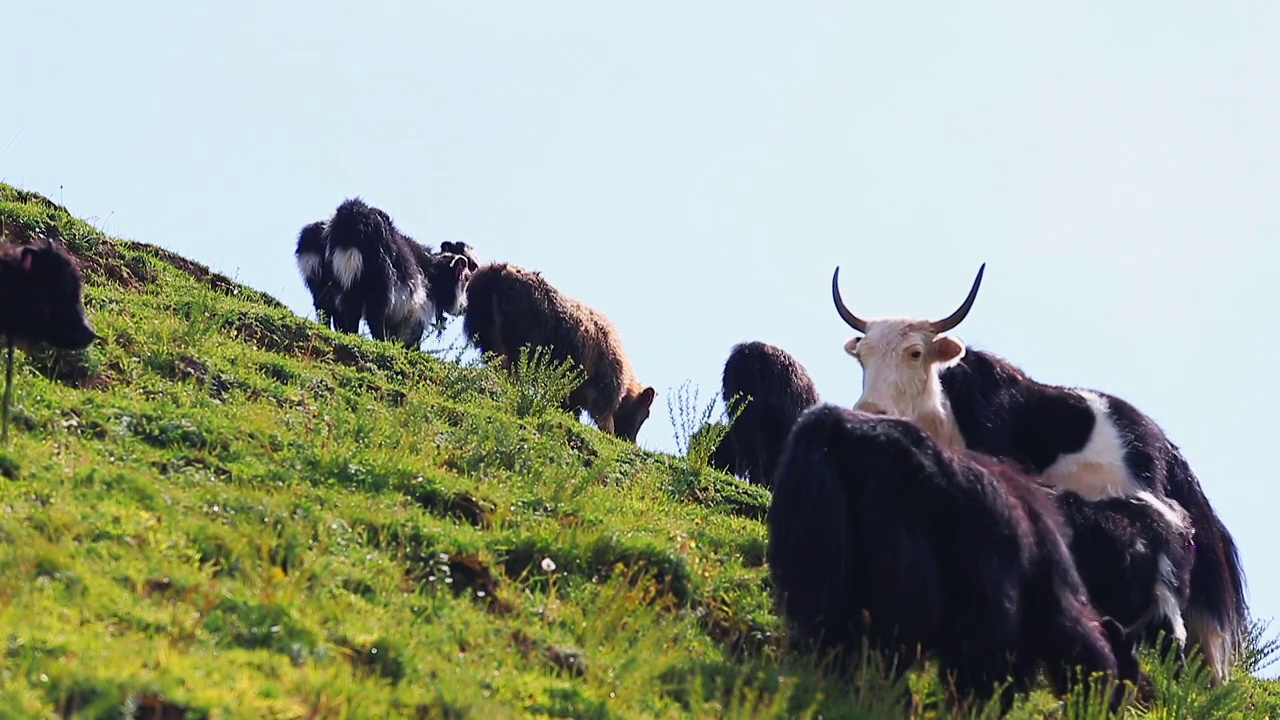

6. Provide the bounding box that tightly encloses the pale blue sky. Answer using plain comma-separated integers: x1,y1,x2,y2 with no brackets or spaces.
6,2,1278,674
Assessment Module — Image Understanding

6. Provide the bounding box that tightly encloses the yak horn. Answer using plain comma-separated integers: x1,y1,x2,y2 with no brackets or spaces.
831,266,869,333
929,263,986,334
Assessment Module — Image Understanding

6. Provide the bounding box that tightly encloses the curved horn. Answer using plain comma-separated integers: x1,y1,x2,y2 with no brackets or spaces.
929,263,986,334
831,266,869,333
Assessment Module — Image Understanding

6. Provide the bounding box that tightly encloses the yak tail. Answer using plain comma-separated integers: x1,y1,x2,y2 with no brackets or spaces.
326,198,387,289
1186,501,1249,683
1167,459,1249,684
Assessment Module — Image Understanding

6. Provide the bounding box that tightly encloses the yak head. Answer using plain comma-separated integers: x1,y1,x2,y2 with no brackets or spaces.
831,263,985,449
0,236,98,351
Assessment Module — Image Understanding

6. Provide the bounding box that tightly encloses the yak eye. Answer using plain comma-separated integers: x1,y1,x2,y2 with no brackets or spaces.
907,348,923,360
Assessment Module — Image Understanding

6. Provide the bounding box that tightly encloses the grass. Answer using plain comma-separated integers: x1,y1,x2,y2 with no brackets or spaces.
0,181,1277,719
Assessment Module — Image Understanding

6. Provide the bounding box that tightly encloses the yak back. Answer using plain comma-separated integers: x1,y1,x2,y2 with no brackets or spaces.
463,262,638,416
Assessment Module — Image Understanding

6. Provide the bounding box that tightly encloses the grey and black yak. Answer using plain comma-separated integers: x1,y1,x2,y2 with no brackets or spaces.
714,340,819,489
319,197,474,347
462,262,656,443
767,403,1131,713
832,263,1248,682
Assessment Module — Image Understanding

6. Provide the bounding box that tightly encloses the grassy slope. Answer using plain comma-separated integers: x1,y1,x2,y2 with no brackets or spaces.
0,183,1276,719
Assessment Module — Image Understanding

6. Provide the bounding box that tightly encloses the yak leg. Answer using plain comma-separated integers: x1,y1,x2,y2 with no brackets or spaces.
2,339,13,441
364,296,390,341
332,300,363,336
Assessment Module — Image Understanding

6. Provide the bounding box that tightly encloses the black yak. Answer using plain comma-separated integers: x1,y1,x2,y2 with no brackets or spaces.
715,340,819,489
0,234,99,438
1051,487,1194,670
767,403,1130,713
462,262,656,443
0,235,97,353
831,263,1248,682
294,220,337,329
322,198,473,347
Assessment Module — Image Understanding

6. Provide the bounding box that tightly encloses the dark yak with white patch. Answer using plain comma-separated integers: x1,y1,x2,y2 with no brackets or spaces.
294,220,337,329
710,340,819,489
1051,486,1195,672
318,198,474,348
831,263,1248,683
768,403,1132,713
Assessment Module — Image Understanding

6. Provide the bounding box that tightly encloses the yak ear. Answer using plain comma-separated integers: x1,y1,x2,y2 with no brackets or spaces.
638,387,656,408
931,335,966,365
441,241,458,254
19,246,36,272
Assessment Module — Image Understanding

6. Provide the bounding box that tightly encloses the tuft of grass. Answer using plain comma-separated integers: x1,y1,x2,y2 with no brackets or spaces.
0,181,1275,718
667,381,748,471
497,344,587,421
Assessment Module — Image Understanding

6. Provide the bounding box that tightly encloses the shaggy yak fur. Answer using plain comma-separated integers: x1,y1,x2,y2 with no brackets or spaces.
320,198,473,347
462,262,656,443
713,340,819,489
767,403,1132,714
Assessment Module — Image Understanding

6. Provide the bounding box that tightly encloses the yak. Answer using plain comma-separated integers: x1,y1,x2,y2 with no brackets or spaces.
0,234,97,353
831,263,1248,683
322,198,473,347
768,402,1132,714
294,220,337,329
462,262,656,443
0,233,99,438
714,340,819,489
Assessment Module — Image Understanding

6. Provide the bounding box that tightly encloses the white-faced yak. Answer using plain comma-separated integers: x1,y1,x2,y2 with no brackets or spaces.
831,264,1247,683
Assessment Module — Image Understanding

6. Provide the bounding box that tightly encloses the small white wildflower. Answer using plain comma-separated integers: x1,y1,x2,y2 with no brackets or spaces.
541,557,557,573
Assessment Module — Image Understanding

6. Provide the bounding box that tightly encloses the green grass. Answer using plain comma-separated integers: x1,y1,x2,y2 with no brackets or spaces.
0,181,1276,719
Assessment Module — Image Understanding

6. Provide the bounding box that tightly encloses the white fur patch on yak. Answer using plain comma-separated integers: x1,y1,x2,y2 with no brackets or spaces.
1039,389,1143,500
1155,553,1190,647
330,247,364,289
1133,489,1193,535
296,252,323,281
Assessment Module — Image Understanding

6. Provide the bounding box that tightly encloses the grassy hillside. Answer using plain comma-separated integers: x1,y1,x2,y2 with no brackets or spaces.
0,182,1276,719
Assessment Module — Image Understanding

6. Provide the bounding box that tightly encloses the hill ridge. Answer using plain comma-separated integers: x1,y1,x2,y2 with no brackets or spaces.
0,182,1274,719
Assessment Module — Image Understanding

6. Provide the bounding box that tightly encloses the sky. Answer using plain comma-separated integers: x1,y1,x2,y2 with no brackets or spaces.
5,1,1278,676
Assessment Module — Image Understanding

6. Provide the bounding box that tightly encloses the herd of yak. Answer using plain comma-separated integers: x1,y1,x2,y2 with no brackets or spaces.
287,197,1249,713
0,195,1247,716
